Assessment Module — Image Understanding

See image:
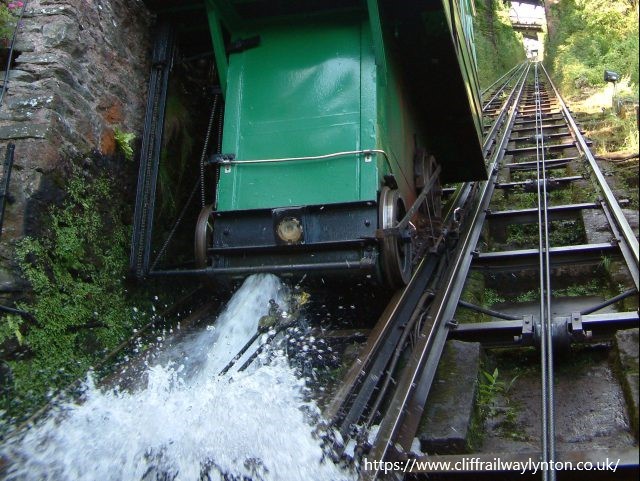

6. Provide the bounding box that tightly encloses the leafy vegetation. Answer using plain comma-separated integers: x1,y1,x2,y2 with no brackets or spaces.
157,90,195,218
503,219,586,249
1,170,147,422
553,278,603,297
545,0,639,95
477,367,525,440
483,288,505,307
114,127,136,161
458,272,487,323
545,1,639,213
457,273,510,324
0,1,22,41
473,0,526,88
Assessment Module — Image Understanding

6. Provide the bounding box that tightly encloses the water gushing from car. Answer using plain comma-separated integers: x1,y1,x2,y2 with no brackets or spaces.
2,274,352,481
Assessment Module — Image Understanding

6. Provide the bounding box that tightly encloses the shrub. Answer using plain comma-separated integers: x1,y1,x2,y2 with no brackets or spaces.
545,0,639,95
2,169,142,420
0,1,23,41
473,0,526,88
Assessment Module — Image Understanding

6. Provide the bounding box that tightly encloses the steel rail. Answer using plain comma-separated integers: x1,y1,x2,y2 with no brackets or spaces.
327,180,476,438
359,62,532,481
481,61,525,98
600,198,639,288
482,64,531,158
130,23,175,279
539,63,639,284
326,66,527,442
482,62,527,114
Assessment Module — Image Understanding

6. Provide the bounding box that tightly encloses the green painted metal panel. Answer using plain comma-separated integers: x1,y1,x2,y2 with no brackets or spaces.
358,22,379,202
217,19,379,211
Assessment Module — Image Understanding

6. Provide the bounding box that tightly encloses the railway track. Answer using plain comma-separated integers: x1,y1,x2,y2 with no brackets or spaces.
3,62,636,481
481,62,527,118
323,61,639,480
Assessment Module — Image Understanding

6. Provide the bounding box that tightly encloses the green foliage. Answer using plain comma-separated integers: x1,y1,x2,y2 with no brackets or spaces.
478,367,504,417
477,367,524,439
458,271,488,323
0,314,23,346
505,220,586,248
473,0,526,88
478,368,519,415
157,91,195,217
0,3,17,41
3,170,141,418
114,127,135,161
599,255,612,272
514,289,538,303
546,0,639,94
554,279,602,297
490,190,537,211
581,109,640,154
483,288,505,307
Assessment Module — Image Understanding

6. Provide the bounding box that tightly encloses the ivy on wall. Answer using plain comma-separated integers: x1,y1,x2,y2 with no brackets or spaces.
1,169,143,420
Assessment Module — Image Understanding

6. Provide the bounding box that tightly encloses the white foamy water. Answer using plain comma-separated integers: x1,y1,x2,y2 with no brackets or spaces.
2,274,353,481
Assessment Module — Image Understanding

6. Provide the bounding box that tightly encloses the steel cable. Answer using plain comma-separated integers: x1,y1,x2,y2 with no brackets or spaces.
534,62,556,481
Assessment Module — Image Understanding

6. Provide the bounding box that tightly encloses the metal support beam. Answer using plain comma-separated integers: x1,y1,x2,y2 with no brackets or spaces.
129,23,175,280
449,311,639,347
487,202,597,223
507,142,578,155
472,243,619,270
495,175,583,190
505,157,577,171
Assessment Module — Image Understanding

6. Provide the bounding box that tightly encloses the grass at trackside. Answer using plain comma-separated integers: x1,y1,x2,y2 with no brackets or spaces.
566,84,639,210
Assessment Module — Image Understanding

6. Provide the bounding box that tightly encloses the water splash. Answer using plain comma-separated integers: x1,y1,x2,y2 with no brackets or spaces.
2,274,352,481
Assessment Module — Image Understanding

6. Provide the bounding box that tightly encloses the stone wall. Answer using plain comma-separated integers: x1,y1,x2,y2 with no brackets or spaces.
0,0,152,299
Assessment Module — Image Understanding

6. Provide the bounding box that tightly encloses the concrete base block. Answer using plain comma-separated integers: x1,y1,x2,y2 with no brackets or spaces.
615,328,639,437
418,340,481,454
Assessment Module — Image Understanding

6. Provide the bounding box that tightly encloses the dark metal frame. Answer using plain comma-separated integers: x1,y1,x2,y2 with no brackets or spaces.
129,23,175,279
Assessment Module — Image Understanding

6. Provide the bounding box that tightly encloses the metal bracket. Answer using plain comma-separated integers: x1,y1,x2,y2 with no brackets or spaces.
383,174,398,189
208,153,236,174
570,311,583,339
208,153,236,165
521,315,534,344
570,311,592,342
446,319,459,329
